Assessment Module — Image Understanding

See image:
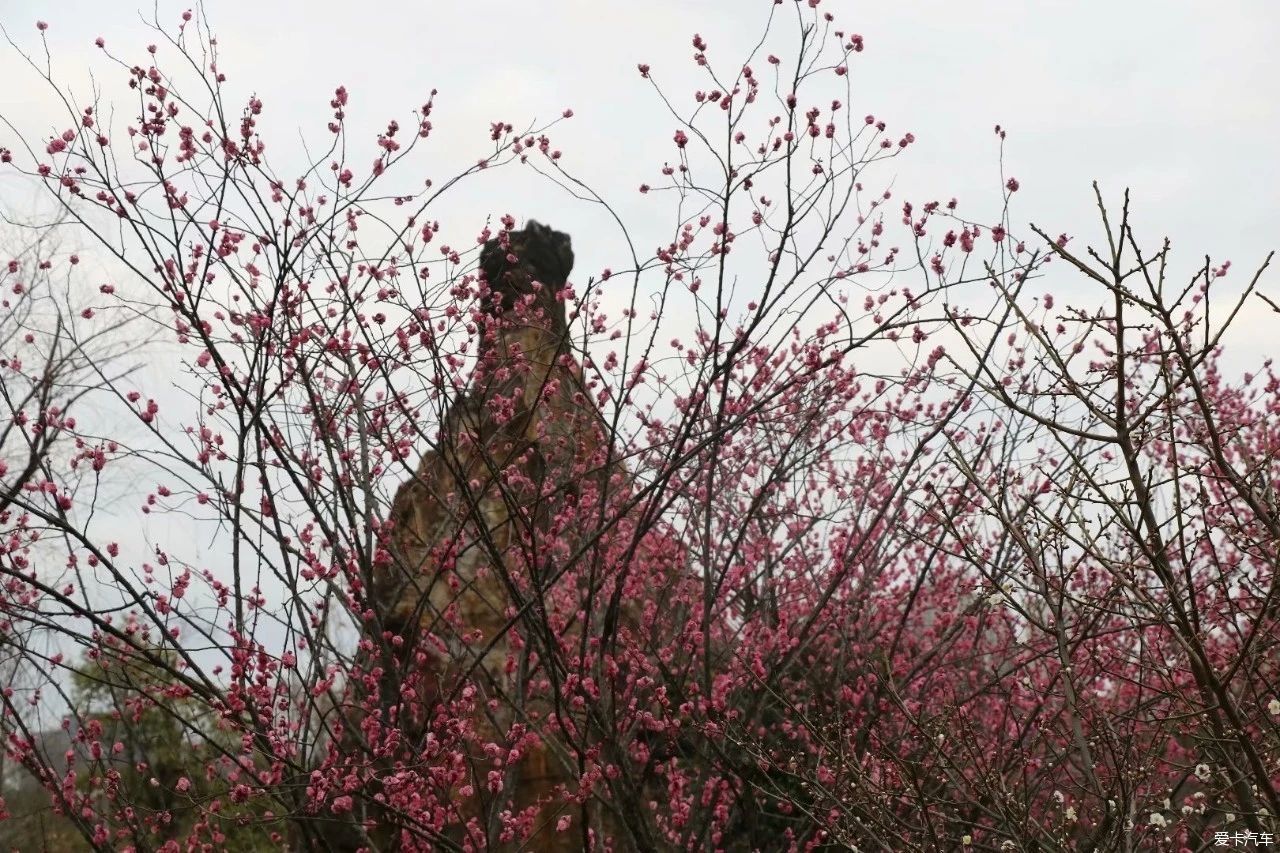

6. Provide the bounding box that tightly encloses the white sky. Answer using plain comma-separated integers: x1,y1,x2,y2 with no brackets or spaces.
3,0,1277,556
0,0,1277,706
3,1,1277,331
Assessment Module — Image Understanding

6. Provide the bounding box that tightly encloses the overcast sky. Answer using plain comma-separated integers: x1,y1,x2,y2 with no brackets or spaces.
0,0,1276,695
4,0,1277,353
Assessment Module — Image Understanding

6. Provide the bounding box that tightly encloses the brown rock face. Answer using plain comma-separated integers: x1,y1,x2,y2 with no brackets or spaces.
373,222,621,850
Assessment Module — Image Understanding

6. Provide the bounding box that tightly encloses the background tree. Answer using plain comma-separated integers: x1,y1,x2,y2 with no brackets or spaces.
0,212,142,850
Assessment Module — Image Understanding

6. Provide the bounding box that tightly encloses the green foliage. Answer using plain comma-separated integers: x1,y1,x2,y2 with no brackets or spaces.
1,645,281,851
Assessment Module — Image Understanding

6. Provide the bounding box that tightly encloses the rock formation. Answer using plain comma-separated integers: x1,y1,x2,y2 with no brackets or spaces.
373,221,624,850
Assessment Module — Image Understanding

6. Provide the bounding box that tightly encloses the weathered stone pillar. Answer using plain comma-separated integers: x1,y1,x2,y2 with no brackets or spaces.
373,222,616,850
